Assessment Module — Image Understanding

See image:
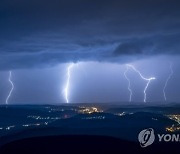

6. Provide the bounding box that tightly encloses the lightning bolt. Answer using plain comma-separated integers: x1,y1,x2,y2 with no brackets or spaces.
6,71,14,104
163,62,173,102
124,65,132,102
127,64,156,103
64,63,74,103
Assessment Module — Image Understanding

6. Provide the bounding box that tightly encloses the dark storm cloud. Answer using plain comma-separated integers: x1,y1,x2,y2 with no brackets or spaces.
113,40,152,55
113,33,180,56
0,0,180,70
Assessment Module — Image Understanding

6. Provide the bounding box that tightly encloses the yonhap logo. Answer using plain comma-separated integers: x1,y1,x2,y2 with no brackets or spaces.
138,128,180,148
138,128,155,148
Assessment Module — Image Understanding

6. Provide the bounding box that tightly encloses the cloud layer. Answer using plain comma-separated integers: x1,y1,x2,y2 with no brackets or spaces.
0,0,180,70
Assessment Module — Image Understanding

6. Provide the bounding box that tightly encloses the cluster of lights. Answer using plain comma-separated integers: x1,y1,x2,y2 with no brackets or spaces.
0,111,74,132
166,115,180,124
27,115,61,120
115,112,126,116
0,127,12,131
22,123,41,127
78,107,103,114
166,125,180,132
0,123,45,131
166,115,180,132
152,118,158,121
5,125,15,130
82,116,105,120
49,108,65,112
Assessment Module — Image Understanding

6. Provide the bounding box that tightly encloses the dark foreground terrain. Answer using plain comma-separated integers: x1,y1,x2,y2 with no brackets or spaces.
0,104,179,153
0,135,179,154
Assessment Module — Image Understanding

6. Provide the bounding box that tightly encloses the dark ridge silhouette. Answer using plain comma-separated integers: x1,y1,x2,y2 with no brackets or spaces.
0,135,179,154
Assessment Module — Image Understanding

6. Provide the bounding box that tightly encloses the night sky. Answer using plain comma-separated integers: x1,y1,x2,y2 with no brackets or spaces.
0,0,180,104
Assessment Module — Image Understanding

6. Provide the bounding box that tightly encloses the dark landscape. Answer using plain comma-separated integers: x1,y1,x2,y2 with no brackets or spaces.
0,104,179,153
